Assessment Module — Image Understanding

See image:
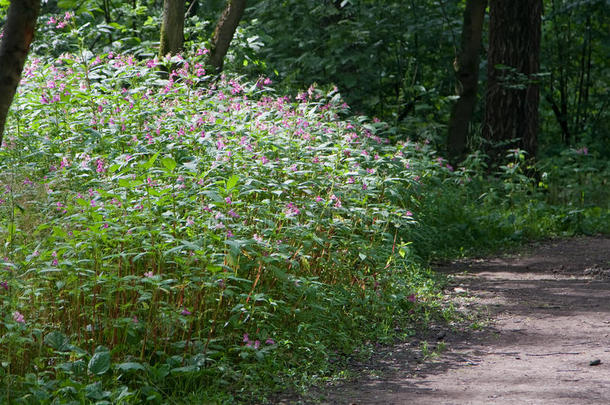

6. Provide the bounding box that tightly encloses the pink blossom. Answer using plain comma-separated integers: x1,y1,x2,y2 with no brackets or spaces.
96,158,105,173
13,311,25,324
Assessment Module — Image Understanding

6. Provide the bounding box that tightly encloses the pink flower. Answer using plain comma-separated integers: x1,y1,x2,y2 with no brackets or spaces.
181,309,192,316
96,158,105,173
13,311,25,324
143,271,154,278
407,294,416,303
265,338,275,345
405,211,413,217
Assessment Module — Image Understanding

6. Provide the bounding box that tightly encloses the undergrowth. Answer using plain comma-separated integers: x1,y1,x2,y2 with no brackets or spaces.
0,35,607,404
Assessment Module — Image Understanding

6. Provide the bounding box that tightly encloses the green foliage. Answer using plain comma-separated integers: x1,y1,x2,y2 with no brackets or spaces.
0,43,452,403
239,0,461,129
0,4,608,403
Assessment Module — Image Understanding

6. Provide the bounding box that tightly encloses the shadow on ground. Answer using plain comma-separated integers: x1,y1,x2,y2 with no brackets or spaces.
277,236,610,405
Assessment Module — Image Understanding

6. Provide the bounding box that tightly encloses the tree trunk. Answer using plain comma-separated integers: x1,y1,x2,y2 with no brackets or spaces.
159,0,186,58
0,0,41,147
447,0,487,160
483,0,542,162
209,0,247,73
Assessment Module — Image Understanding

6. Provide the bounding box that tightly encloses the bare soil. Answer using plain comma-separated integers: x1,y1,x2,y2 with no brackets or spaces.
280,236,610,404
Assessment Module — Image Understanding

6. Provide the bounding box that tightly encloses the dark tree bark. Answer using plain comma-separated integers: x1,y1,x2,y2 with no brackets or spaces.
447,0,487,160
159,0,186,58
209,0,247,73
0,0,41,147
483,0,542,161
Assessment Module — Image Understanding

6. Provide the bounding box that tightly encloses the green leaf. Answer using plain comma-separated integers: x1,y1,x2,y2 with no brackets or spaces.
116,362,146,372
171,365,199,374
44,331,71,352
88,349,111,375
161,156,177,172
76,198,89,207
226,174,239,191
141,151,160,170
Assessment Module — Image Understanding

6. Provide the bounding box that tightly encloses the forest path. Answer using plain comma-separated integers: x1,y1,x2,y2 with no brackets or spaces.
292,236,610,404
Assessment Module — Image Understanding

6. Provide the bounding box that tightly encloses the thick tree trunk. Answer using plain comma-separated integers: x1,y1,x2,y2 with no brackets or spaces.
483,0,542,161
159,0,186,58
447,0,487,160
209,0,247,73
0,0,41,147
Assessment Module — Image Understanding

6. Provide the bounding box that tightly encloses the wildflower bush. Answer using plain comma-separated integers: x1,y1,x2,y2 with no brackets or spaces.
0,14,607,404
0,47,455,403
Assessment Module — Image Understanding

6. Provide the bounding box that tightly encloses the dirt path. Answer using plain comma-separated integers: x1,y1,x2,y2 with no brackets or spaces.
290,236,610,404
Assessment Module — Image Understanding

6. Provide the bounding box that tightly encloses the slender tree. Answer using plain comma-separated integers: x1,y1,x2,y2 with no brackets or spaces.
447,0,487,160
159,0,186,58
483,0,542,161
0,0,41,146
209,0,247,73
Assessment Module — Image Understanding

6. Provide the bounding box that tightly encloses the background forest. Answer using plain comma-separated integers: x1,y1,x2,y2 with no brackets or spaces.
0,0,608,403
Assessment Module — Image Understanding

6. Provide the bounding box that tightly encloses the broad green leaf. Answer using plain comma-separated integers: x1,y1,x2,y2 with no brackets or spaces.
88,349,110,375
116,362,146,372
226,174,239,191
161,156,177,172
44,331,71,352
